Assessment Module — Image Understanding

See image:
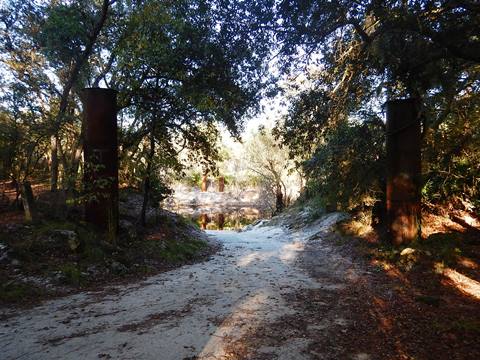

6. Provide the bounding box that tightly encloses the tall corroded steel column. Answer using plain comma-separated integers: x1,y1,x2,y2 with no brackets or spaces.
386,98,421,245
218,176,225,192
201,174,208,192
217,213,225,230
82,88,118,242
200,214,209,230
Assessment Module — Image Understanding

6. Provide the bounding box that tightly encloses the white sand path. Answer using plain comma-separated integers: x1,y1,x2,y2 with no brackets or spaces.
0,214,347,360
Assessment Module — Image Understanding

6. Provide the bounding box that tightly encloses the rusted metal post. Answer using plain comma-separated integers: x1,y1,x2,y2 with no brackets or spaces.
201,174,208,192
82,88,118,242
386,98,421,245
217,213,225,230
200,213,208,230
218,176,225,192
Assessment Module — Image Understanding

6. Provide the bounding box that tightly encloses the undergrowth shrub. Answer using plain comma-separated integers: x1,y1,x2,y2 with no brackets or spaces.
302,119,385,211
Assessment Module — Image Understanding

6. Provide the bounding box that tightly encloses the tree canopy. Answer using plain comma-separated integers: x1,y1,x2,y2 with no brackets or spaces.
272,0,480,210
0,0,478,217
0,0,274,215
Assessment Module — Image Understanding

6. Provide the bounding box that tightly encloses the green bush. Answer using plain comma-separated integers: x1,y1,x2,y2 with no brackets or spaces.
158,239,206,262
0,280,42,303
422,98,480,208
302,119,385,211
183,171,202,188
58,263,84,285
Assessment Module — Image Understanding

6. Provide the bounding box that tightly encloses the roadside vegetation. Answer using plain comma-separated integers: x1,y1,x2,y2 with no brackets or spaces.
0,189,214,306
269,0,479,293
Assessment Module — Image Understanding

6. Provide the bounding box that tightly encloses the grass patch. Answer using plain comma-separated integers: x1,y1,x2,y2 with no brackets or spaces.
6,220,99,258
157,239,206,262
364,231,465,273
0,279,43,303
337,217,372,237
58,263,85,286
306,198,327,222
0,196,215,305
81,245,105,263
177,216,200,229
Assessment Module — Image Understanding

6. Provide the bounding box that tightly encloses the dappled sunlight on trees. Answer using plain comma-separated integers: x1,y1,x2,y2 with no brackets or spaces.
0,0,479,358
273,0,480,227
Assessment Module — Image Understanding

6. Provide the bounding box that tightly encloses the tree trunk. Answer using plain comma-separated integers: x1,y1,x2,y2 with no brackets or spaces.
50,135,58,192
217,213,225,230
275,183,284,214
58,140,69,189
21,181,35,222
63,135,84,194
200,213,208,230
140,126,156,227
68,144,83,191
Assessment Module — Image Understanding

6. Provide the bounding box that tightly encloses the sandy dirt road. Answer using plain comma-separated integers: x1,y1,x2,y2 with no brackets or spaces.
1,214,352,360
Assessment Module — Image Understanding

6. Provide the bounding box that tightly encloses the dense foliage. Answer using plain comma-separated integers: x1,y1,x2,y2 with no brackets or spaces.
302,118,385,210
1,0,478,221
273,0,480,211
0,0,273,222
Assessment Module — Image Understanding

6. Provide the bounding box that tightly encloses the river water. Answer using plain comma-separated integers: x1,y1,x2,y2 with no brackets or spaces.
163,186,271,230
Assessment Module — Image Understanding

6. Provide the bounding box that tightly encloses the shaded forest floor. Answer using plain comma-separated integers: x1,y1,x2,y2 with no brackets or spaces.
0,187,218,308
314,206,480,359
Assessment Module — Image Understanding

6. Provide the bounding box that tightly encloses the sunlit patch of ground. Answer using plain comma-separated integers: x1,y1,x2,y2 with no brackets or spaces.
443,267,480,300
326,205,480,359
197,291,271,359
